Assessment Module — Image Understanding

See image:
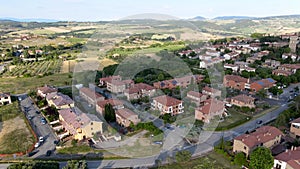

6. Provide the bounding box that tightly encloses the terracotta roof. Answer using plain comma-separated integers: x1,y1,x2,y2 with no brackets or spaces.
196,99,224,115
80,87,104,100
100,75,121,82
0,92,10,98
153,95,182,107
125,83,155,94
287,158,300,169
46,93,74,107
187,91,205,98
273,69,293,76
235,126,283,148
37,86,57,94
224,75,248,83
231,94,255,103
115,108,137,119
291,117,300,124
202,86,221,94
275,147,300,163
96,99,124,108
279,64,300,70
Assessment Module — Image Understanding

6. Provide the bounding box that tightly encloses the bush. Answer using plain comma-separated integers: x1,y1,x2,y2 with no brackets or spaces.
175,150,192,163
8,161,59,169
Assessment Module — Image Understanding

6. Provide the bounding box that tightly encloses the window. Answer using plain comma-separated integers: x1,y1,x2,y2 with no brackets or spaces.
275,164,281,169
91,122,93,125
244,146,247,150
91,128,93,130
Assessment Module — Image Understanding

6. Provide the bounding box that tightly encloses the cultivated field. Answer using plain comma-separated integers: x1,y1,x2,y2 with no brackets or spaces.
2,60,62,77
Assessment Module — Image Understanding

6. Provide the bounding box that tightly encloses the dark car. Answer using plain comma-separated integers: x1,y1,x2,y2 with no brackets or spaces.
36,110,40,114
46,150,52,156
27,150,39,157
54,140,60,145
256,120,263,124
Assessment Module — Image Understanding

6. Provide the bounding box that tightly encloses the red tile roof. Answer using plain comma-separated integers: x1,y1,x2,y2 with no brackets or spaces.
115,108,137,119
275,147,300,166
224,75,248,83
235,126,283,148
231,94,255,103
37,86,57,94
96,99,124,108
80,87,104,100
187,91,205,98
153,95,182,107
196,99,224,115
125,83,155,94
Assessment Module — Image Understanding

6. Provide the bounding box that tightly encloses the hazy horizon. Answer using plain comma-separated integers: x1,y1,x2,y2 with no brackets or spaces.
1,0,300,21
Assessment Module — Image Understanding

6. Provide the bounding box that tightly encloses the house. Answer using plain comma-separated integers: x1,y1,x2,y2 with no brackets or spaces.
239,66,256,73
0,92,12,106
124,83,156,100
205,50,220,57
277,64,300,74
105,77,134,94
79,87,105,105
46,93,74,109
250,78,276,92
58,108,103,140
151,95,184,115
96,99,124,115
233,126,283,156
202,86,221,98
99,75,121,86
273,147,300,169
115,108,140,127
153,75,203,89
224,64,239,72
231,94,255,108
186,91,208,106
255,50,270,58
195,99,225,123
263,59,281,69
37,85,58,98
282,53,298,62
223,75,250,90
246,56,260,63
272,69,293,77
199,57,224,68
223,52,240,60
290,117,300,138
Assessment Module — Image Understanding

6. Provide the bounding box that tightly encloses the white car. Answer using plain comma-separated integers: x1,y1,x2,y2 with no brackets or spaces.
39,136,44,143
34,142,40,148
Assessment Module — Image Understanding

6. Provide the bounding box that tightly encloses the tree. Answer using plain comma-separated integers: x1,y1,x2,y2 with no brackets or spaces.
257,89,267,99
234,152,247,166
175,150,192,163
241,70,250,78
104,103,116,122
193,157,216,169
250,147,274,169
158,73,165,81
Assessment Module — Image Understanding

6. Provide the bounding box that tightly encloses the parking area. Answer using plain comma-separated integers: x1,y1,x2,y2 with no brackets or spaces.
19,95,57,158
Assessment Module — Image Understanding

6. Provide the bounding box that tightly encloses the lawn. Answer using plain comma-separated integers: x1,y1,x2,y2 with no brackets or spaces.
152,151,239,169
0,102,35,154
0,73,72,94
0,101,20,122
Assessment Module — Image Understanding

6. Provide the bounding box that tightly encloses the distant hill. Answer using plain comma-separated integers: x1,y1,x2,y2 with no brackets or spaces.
0,17,58,23
213,16,256,20
190,16,207,21
259,14,300,20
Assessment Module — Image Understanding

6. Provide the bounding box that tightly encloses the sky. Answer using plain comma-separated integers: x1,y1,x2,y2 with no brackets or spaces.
0,0,300,21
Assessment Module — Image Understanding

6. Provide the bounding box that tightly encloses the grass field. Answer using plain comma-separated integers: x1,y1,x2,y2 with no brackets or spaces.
61,60,77,73
0,73,72,94
0,102,35,154
152,151,239,169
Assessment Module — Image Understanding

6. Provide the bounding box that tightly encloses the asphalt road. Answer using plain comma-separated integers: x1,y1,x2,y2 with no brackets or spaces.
19,95,57,158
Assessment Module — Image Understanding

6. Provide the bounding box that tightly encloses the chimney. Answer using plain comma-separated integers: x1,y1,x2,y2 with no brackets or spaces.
292,146,294,151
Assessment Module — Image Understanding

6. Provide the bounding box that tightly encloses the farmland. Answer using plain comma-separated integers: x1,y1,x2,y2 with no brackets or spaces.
2,60,62,77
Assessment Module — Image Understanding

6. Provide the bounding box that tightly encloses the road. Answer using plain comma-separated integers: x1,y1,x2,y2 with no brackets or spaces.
18,95,57,158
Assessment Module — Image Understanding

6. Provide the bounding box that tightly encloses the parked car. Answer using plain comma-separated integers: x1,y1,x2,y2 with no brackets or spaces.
27,150,38,157
34,142,40,148
46,150,52,156
53,140,60,145
256,120,263,124
41,117,47,124
39,136,44,143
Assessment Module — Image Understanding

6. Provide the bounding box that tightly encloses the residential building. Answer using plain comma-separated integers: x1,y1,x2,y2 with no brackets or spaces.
239,66,256,73
202,86,221,98
195,99,225,123
153,75,203,89
223,52,240,60
223,75,249,90
231,94,255,108
58,108,103,140
250,78,276,92
263,59,281,69
99,75,121,86
106,78,134,94
124,83,156,100
115,108,140,127
224,64,239,72
290,117,300,138
274,147,300,169
282,53,298,62
96,99,124,115
37,85,58,98
277,64,300,74
272,69,293,77
151,95,184,115
0,92,11,106
186,91,208,106
79,87,105,105
233,126,283,156
46,93,74,109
